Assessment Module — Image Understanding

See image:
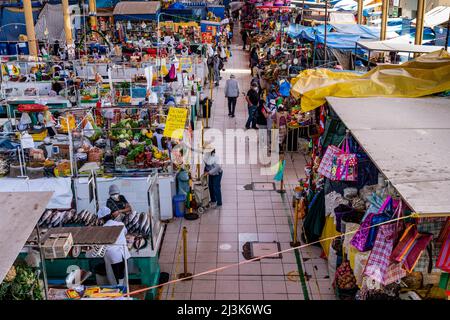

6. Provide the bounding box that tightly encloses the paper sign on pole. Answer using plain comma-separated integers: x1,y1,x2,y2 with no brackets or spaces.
163,107,188,140
179,58,192,72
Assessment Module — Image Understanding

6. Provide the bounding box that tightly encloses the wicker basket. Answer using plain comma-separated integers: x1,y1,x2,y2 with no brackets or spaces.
88,147,103,163
9,164,22,177
27,166,45,179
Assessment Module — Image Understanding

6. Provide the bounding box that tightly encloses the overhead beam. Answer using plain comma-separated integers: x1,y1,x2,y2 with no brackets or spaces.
23,0,37,56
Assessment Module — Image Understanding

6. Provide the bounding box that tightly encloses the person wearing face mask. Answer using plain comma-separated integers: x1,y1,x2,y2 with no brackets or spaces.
106,184,132,220
245,84,259,129
203,144,223,208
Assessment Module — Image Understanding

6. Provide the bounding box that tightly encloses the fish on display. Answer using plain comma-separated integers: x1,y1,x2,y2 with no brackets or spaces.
142,221,151,238
137,213,146,232
141,216,150,234
83,212,92,224
140,213,148,232
51,212,64,227
39,210,53,226
45,211,56,224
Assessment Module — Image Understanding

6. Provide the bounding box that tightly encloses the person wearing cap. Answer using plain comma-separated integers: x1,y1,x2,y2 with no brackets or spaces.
203,144,223,208
106,184,132,220
152,123,169,151
94,207,131,285
38,136,53,159
225,74,240,117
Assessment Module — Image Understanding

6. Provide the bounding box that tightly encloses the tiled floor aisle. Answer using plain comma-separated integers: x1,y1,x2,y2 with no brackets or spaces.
158,28,334,300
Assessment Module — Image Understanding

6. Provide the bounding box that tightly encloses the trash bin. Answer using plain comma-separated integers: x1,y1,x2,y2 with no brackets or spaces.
173,194,186,217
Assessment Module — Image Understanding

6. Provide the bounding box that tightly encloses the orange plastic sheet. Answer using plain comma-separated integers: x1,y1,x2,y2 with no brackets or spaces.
290,50,450,112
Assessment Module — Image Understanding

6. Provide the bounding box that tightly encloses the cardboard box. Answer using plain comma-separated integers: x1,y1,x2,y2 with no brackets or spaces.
43,233,73,259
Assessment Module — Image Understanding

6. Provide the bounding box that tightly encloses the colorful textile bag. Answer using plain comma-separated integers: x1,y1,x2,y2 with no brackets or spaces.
390,225,419,263
436,233,450,272
318,144,341,179
350,213,376,252
366,197,394,250
331,138,358,181
350,196,392,252
403,233,433,272
437,217,450,244
364,200,406,285
364,223,406,285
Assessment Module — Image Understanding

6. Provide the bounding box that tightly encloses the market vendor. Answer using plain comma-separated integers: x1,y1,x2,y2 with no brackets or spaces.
38,137,53,159
94,207,131,286
152,124,170,151
106,184,132,220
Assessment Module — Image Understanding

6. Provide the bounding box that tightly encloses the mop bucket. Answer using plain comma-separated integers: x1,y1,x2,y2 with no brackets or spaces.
173,194,186,217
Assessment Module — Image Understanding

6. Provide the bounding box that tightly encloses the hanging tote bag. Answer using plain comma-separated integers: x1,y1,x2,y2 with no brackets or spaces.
436,233,450,272
331,137,358,181
350,213,376,252
437,217,450,244
350,196,392,252
363,223,406,285
390,224,419,263
366,196,394,250
318,144,341,179
402,233,433,273
363,201,406,285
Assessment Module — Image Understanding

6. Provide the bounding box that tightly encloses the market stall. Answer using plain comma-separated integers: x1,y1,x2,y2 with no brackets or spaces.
292,96,450,300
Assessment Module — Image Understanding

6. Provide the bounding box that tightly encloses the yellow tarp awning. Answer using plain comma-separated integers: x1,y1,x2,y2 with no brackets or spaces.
291,50,450,112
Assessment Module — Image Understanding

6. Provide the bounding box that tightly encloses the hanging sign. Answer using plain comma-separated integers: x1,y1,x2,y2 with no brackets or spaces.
179,58,192,72
163,107,188,139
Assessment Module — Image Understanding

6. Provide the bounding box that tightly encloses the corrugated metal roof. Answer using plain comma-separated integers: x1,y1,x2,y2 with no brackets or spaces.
113,1,160,15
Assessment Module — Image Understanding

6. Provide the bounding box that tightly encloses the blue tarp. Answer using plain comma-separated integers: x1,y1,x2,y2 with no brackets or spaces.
329,24,380,40
315,33,362,50
287,24,331,41
0,7,40,42
96,0,120,8
169,3,186,10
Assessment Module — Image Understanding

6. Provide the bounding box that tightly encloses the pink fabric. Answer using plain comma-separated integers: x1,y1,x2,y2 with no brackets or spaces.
364,223,406,285
318,145,341,179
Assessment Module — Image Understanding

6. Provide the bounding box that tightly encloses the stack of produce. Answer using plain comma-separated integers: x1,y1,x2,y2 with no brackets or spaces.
334,261,358,300
111,119,171,169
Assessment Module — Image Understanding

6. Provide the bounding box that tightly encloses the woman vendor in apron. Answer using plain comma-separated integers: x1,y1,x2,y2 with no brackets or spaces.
106,184,132,221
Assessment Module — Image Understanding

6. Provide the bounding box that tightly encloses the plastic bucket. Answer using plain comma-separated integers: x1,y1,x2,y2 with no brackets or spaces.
173,194,186,217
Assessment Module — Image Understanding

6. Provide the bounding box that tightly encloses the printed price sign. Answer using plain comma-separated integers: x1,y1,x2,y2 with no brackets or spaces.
163,107,188,139
179,57,192,72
